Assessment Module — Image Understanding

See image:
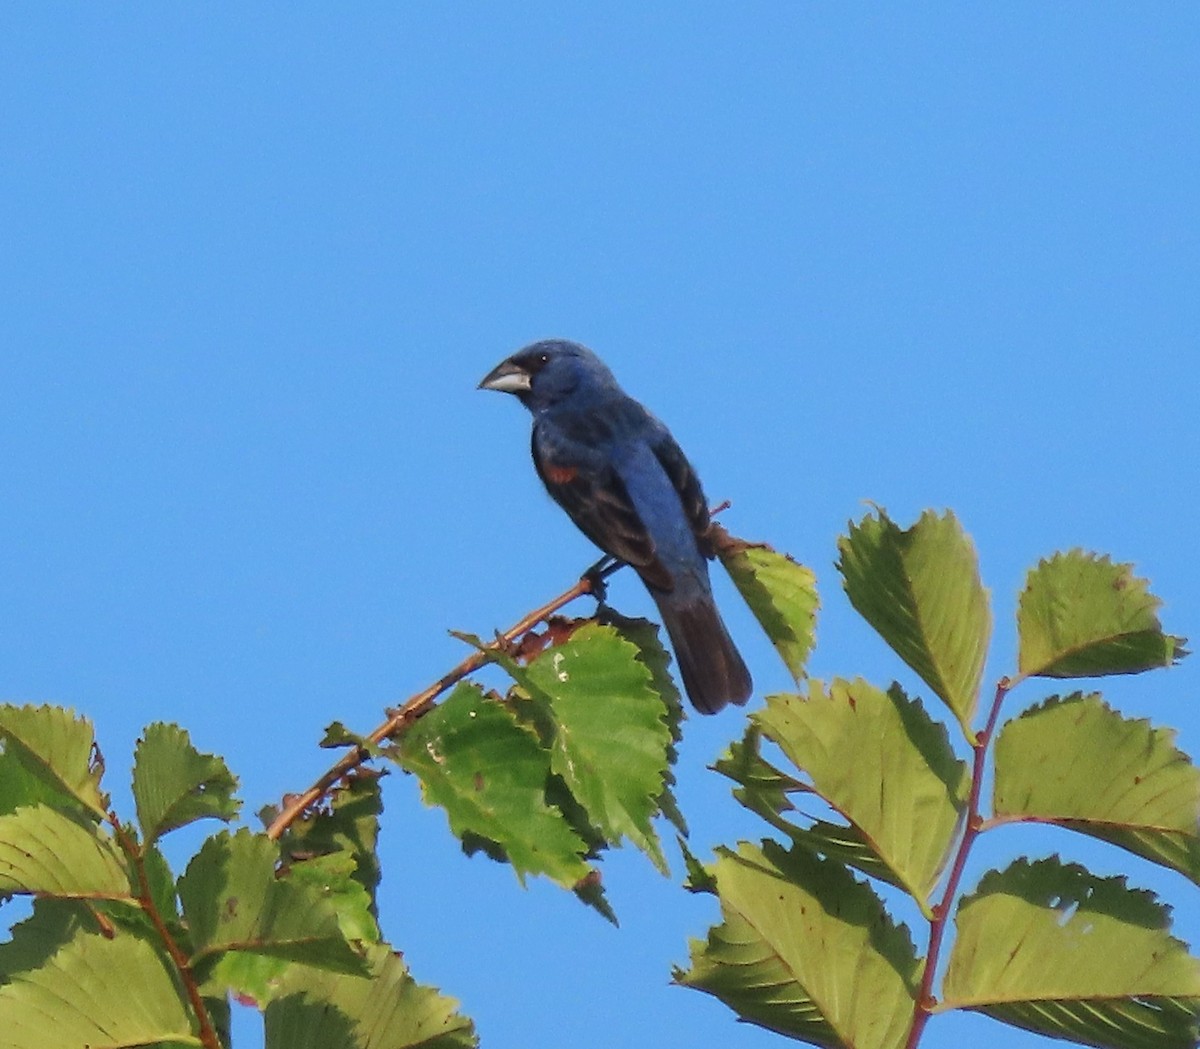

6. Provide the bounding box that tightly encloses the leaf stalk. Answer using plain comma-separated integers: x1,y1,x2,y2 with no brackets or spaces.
265,556,623,841
905,676,1010,1049
110,817,223,1049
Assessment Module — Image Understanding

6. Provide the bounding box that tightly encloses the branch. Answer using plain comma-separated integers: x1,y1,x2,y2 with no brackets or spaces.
111,818,223,1049
905,676,1011,1049
265,555,623,841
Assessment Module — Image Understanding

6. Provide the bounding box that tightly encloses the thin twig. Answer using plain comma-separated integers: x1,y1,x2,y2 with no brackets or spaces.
265,556,623,841
904,677,1012,1049
111,818,223,1049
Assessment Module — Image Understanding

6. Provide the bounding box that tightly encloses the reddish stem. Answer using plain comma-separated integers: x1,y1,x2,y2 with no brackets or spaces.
112,819,223,1049
904,677,1011,1049
265,559,620,841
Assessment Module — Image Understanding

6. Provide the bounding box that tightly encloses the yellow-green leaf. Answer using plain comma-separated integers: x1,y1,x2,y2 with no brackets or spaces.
0,805,132,899
676,839,919,1049
754,679,968,906
837,510,991,737
0,705,106,817
1017,551,1187,678
994,693,1200,883
716,530,818,685
942,857,1200,1049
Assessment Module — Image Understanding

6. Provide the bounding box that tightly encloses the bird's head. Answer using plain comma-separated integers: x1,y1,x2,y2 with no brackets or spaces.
478,339,618,412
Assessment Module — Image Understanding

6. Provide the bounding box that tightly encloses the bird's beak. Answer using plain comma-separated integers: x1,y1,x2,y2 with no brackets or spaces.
478,358,532,394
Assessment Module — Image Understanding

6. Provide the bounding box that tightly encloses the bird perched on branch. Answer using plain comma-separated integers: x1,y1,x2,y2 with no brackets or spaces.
479,339,752,714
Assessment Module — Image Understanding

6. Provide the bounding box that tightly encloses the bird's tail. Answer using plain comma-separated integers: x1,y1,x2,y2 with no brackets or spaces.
656,595,752,715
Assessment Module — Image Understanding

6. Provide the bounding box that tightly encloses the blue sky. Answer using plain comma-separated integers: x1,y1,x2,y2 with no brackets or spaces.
2,7,1198,1049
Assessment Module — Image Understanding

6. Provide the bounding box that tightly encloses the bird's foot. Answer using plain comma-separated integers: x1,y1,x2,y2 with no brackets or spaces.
582,555,618,606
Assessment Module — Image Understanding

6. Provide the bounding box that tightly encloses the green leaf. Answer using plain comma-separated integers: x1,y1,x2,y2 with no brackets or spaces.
753,680,968,905
265,943,476,1049
837,509,991,736
678,836,718,895
715,528,819,685
713,726,905,893
284,851,379,945
1017,551,1188,678
393,681,593,890
676,839,919,1049
0,804,132,899
942,857,1200,1049
0,897,90,981
516,622,673,873
602,612,688,837
994,693,1200,883
178,828,366,979
0,704,106,817
0,742,77,818
319,721,390,759
132,722,240,843
277,768,385,920
0,925,201,1048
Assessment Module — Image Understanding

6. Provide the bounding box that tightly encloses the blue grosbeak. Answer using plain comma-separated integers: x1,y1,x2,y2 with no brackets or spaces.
479,339,752,714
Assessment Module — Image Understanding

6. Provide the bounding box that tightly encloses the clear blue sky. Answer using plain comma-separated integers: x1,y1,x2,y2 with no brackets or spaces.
2,7,1197,1049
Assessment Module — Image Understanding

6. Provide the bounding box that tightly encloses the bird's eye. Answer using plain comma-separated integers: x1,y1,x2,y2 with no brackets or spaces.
538,353,549,364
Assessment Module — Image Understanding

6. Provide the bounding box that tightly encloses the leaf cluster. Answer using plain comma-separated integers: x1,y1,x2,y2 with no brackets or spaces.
392,617,684,921
0,712,473,1049
678,510,1199,1049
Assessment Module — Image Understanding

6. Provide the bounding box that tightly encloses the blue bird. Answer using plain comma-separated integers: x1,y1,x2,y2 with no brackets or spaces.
479,339,752,714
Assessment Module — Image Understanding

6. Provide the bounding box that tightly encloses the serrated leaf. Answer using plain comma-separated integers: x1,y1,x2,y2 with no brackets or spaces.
0,805,132,899
0,926,200,1048
676,839,919,1049
514,622,673,873
393,682,593,890
0,897,91,981
601,612,688,837
178,828,365,979
994,693,1200,883
713,726,906,893
753,680,968,905
678,836,718,895
1018,551,1188,678
0,704,106,817
942,857,1200,1049
715,529,819,684
265,943,476,1049
837,510,991,736
133,722,240,843
0,743,76,817
284,851,379,945
278,768,384,920
319,721,390,759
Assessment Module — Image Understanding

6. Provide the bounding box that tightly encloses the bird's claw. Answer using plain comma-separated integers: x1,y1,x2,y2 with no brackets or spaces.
582,556,617,605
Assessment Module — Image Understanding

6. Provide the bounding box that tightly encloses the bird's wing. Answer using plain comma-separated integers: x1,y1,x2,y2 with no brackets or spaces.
532,418,675,591
648,426,712,554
